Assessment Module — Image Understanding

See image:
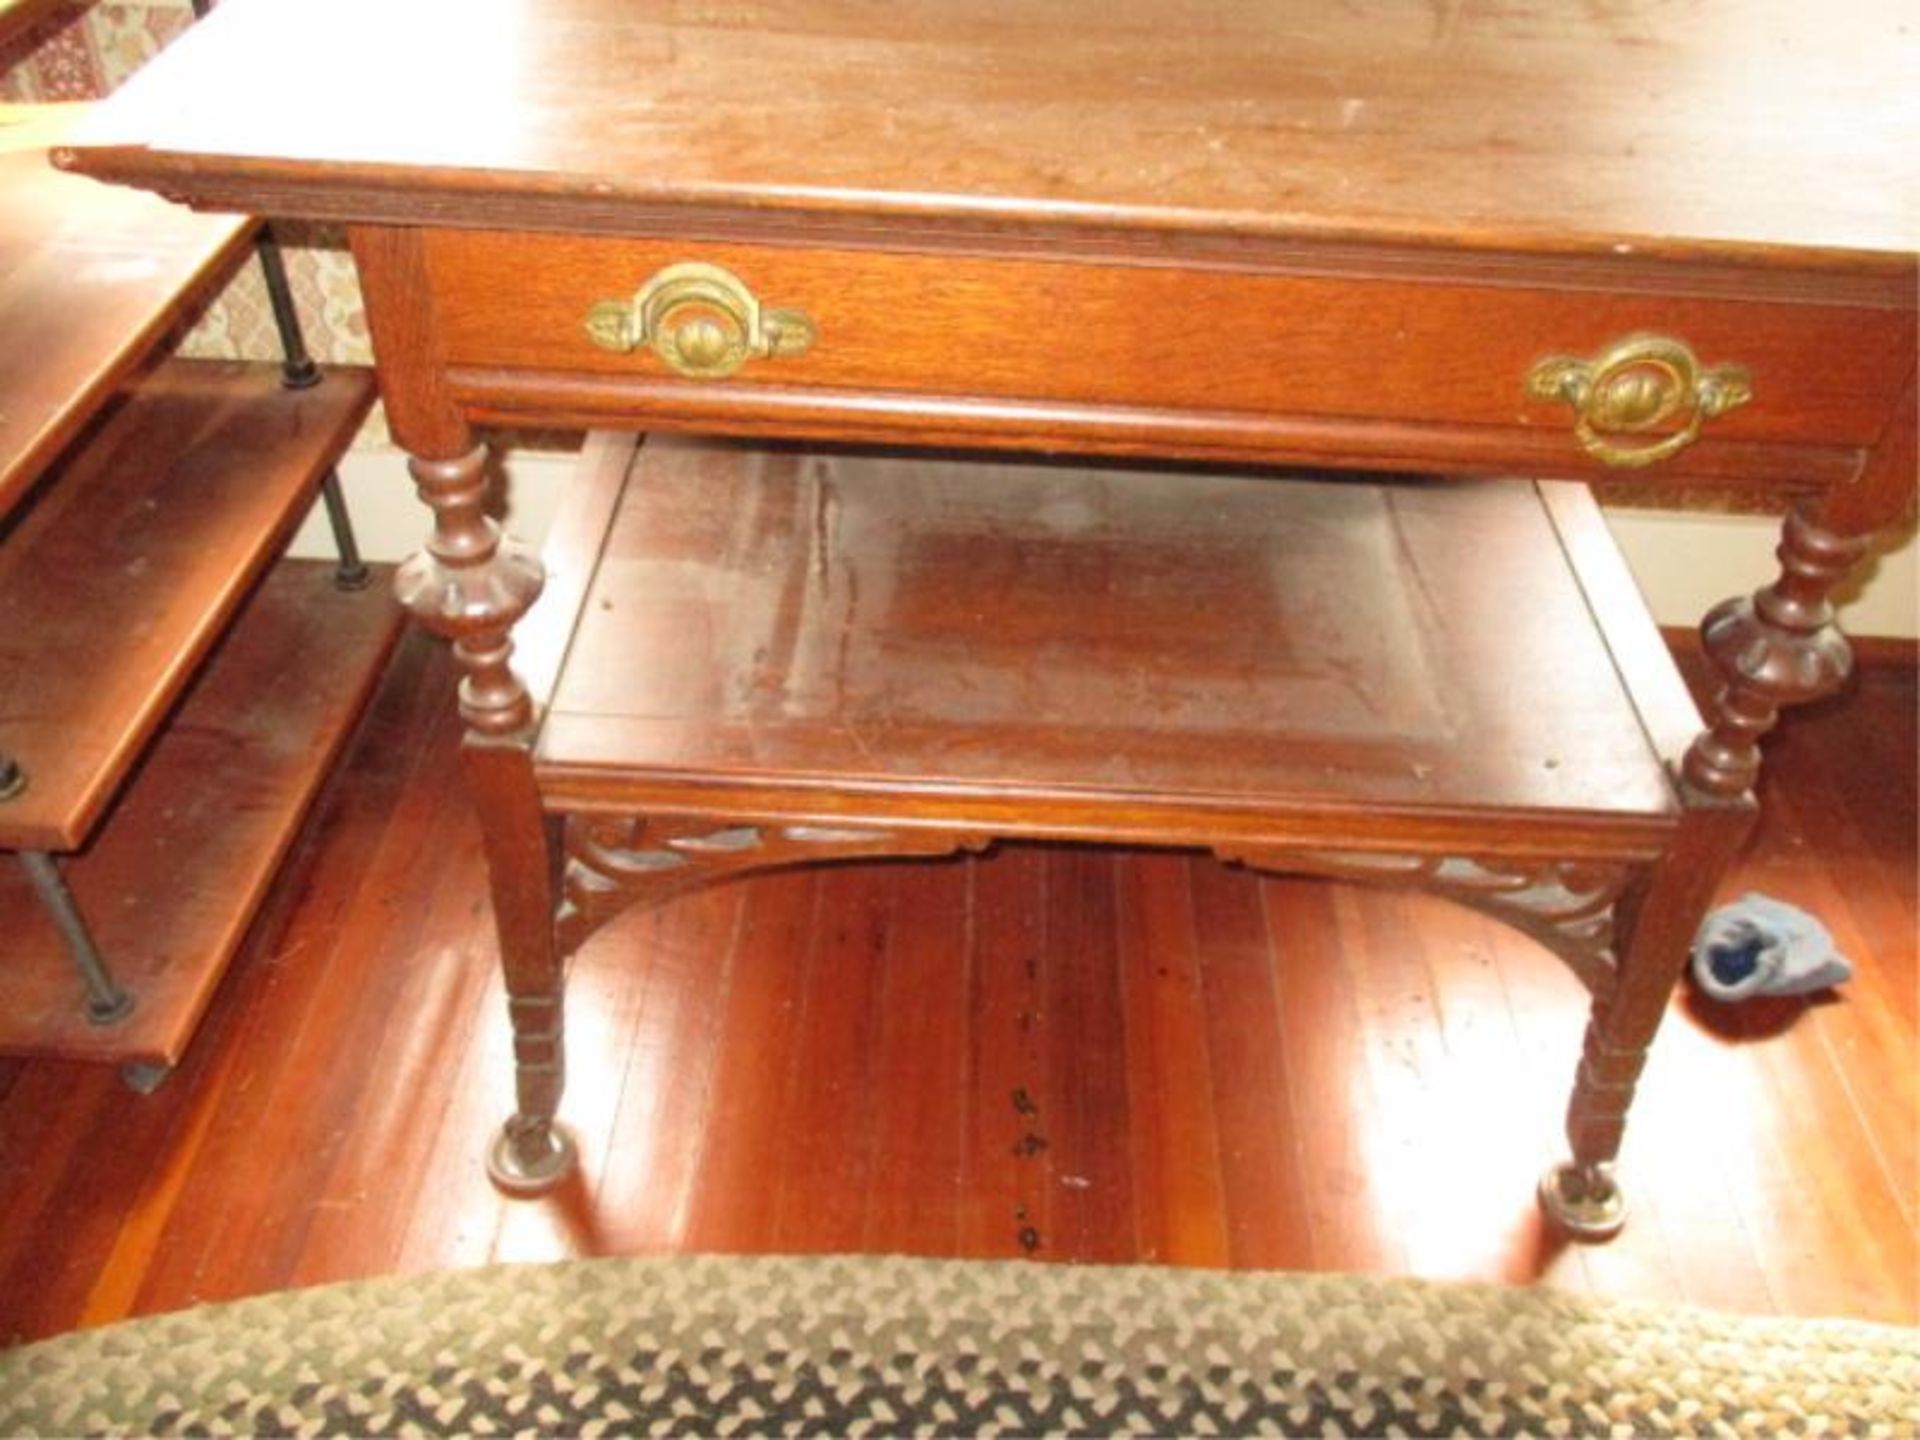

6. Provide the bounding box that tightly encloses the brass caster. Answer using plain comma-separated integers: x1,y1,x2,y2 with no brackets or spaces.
1538,1161,1627,1241
486,1120,577,1196
120,1061,172,1094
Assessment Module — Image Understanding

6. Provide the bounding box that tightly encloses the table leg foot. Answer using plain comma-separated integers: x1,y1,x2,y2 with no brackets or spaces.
487,1119,577,1196
1538,1161,1627,1241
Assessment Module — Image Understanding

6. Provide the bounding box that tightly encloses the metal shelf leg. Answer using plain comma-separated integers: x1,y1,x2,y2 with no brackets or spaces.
16,851,136,1025
316,469,371,591
253,230,373,590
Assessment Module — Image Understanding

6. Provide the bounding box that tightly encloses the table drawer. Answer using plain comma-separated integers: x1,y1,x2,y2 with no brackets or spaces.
424,232,1912,461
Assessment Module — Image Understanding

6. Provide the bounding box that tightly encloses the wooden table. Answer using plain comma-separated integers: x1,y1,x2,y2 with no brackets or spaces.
57,0,1916,1235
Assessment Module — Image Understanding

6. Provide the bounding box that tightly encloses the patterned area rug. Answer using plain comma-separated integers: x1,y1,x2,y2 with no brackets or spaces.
1,1255,1912,1436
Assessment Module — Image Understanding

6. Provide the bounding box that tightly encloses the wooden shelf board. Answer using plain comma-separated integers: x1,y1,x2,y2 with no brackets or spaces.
0,559,402,1066
0,358,377,850
0,105,256,519
535,437,1683,846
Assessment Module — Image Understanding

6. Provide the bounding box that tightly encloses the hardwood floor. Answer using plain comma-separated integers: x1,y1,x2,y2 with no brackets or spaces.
0,634,1912,1343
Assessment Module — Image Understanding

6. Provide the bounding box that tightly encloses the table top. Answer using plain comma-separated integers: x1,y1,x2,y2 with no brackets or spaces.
58,0,1917,272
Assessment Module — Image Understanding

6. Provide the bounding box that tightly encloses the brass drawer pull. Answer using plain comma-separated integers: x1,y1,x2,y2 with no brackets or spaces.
1526,334,1752,469
584,262,816,379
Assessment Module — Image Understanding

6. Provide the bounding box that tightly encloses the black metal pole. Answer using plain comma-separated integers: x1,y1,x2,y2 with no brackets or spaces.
252,191,371,588
18,852,135,1025
318,471,371,589
256,232,320,391
192,0,368,590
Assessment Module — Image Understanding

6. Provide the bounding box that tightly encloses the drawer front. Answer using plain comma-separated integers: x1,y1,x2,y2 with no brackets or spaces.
424,231,1912,456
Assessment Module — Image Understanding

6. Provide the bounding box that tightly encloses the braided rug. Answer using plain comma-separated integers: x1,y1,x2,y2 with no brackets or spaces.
1,1254,1911,1436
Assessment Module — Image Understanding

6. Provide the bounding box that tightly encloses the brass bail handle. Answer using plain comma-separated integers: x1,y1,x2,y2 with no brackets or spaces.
585,261,817,379
1527,334,1752,469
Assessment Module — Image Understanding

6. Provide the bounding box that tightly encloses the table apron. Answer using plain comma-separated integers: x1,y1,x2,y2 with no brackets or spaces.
422,231,1913,477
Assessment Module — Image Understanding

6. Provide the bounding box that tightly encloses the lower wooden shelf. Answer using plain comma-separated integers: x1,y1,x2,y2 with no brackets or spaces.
532,436,1691,854
0,559,402,1066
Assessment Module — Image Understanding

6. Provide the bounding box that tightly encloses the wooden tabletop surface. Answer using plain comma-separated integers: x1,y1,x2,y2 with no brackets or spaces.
57,0,1917,269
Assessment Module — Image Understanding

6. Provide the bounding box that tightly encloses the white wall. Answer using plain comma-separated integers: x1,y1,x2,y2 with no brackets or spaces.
290,447,1920,639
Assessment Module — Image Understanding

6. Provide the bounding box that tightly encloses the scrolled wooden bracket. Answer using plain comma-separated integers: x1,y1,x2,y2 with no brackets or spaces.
556,813,992,956
1219,845,1635,998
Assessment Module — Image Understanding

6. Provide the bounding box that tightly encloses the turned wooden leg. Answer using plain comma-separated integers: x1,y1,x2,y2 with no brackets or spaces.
391,444,571,1193
353,225,574,1195
468,741,575,1195
1680,505,1869,799
393,445,574,1195
1540,1028,1646,1241
398,448,571,1193
1538,807,1751,1239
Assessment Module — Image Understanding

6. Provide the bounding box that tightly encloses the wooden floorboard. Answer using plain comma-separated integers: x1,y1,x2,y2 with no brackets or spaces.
0,635,1911,1342
957,845,1045,1261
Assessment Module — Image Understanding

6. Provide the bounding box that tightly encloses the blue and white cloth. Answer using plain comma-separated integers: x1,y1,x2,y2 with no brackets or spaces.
1690,892,1852,1002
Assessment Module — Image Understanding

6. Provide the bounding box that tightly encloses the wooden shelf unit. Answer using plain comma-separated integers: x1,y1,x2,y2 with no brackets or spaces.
0,102,398,1070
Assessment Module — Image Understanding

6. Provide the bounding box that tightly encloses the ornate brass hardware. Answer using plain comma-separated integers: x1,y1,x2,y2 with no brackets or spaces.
1526,334,1752,469
584,261,815,379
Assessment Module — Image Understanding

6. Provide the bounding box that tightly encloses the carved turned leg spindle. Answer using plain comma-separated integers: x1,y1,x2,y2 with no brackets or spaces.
1537,864,1671,1242
393,443,575,1193
352,223,577,1194
467,738,575,1196
1538,1022,1649,1240
1537,802,1753,1240
493,984,570,1192
394,448,544,736
1681,506,1869,800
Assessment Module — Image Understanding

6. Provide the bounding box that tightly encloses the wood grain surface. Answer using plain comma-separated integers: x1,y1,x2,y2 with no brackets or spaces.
0,105,253,519
0,560,402,1065
0,361,378,851
425,232,1912,451
0,635,1907,1339
534,438,1678,850
59,0,1919,269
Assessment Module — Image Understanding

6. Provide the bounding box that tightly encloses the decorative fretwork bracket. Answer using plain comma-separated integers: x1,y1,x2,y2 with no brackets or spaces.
557,813,992,957
1218,846,1638,999
556,814,1639,998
